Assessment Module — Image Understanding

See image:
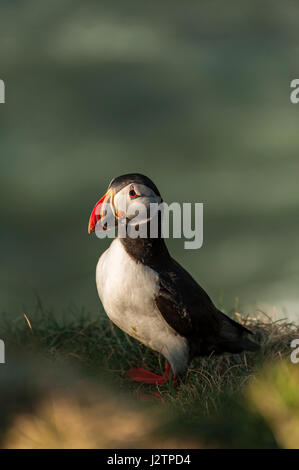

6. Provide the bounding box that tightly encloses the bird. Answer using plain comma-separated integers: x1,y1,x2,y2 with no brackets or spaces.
88,173,259,385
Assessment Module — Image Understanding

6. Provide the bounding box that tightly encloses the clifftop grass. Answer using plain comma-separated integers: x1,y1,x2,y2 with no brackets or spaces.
1,305,299,448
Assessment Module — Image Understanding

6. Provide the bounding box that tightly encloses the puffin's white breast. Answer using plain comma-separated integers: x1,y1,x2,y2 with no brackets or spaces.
96,238,189,375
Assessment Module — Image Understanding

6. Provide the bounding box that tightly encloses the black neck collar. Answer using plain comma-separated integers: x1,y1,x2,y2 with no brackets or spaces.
119,234,170,270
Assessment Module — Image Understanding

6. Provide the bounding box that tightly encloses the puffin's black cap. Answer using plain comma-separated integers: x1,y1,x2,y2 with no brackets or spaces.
108,173,161,198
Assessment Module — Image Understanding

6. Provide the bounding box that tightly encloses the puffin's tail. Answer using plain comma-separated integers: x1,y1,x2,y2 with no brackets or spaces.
237,335,260,352
217,311,259,354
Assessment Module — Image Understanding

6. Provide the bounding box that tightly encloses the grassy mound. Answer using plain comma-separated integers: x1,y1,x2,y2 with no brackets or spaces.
0,304,298,448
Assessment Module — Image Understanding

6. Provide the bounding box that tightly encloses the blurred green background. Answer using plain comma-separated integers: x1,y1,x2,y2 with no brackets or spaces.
1,0,299,320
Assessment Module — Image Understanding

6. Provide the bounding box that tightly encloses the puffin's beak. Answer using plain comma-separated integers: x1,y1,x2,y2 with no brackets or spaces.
88,188,114,234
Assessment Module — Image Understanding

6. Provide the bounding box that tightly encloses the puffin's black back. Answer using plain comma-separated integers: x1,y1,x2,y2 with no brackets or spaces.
154,257,259,358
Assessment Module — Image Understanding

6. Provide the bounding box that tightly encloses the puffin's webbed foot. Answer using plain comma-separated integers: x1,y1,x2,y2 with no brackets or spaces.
126,361,176,385
127,367,166,384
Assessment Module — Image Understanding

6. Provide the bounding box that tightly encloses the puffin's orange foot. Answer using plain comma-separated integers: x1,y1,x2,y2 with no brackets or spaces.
126,361,176,386
127,367,166,385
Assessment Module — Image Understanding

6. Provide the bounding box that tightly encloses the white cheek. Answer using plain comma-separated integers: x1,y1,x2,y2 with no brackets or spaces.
114,190,130,214
127,199,148,219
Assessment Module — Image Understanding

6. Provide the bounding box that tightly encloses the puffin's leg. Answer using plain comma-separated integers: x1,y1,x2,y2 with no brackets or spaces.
164,361,171,379
163,361,176,385
126,361,174,385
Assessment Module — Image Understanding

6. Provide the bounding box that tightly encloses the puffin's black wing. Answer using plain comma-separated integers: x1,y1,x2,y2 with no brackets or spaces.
155,258,259,357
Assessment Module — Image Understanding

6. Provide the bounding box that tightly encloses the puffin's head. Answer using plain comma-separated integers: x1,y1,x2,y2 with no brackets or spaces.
88,173,162,234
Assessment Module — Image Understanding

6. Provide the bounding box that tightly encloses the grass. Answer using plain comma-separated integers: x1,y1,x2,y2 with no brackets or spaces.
1,302,299,448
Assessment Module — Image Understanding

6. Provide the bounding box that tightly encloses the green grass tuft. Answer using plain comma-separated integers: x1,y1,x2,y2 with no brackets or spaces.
0,305,298,448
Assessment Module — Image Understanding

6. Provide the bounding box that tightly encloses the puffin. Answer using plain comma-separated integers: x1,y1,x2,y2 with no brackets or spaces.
88,173,259,385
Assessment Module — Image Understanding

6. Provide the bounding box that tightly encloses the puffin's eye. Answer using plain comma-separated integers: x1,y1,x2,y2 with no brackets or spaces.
129,187,137,198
